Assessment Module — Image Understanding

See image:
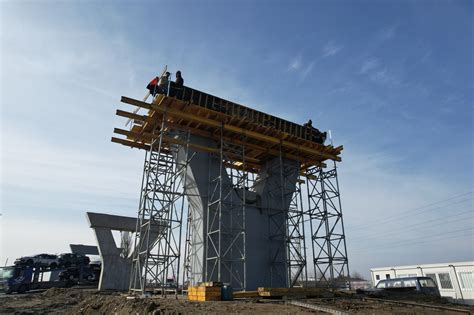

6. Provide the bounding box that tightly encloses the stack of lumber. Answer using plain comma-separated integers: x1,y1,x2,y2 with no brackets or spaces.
257,287,326,297
233,290,260,298
188,282,222,301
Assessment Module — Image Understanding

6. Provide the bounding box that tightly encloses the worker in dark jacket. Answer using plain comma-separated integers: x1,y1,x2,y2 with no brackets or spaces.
303,119,327,144
175,71,184,87
170,70,184,98
303,119,313,141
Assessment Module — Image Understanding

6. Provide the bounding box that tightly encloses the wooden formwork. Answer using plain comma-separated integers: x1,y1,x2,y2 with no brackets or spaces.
112,94,343,173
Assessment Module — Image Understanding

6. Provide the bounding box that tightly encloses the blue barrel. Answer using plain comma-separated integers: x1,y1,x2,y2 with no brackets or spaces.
221,284,233,301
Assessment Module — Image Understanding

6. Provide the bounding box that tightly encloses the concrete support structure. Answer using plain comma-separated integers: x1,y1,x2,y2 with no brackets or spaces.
178,135,299,290
69,244,99,256
86,212,162,291
113,94,349,293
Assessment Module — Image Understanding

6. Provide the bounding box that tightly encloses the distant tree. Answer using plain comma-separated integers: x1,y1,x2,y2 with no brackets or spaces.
351,271,366,280
120,231,132,259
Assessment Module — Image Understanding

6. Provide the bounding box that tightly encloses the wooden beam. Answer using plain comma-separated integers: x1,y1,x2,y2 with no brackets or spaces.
126,115,326,168
116,109,148,122
113,128,260,164
111,137,150,150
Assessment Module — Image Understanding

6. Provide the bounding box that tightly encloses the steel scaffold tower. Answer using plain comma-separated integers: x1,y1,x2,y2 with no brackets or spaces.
305,162,350,287
286,179,307,287
129,116,191,294
205,127,247,291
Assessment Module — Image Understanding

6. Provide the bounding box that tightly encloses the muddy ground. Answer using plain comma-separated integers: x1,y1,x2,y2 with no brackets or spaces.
1,287,473,314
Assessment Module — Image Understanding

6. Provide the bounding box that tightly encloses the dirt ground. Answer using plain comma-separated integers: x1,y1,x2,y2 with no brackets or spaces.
1,287,473,315
0,288,317,315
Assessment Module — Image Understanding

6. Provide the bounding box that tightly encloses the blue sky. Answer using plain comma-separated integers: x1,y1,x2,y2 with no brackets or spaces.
1,0,472,277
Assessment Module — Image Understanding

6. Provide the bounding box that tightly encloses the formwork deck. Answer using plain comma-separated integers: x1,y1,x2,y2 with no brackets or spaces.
112,93,343,173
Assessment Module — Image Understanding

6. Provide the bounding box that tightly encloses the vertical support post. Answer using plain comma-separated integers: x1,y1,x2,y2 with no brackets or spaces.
267,144,289,287
182,137,193,289
286,175,307,287
241,144,247,290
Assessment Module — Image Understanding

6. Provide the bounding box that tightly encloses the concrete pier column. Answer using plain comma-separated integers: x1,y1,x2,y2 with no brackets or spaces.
175,134,299,290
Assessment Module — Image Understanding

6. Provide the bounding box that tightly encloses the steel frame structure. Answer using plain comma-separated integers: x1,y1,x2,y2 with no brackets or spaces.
127,115,348,293
305,162,350,287
129,116,191,294
205,127,247,291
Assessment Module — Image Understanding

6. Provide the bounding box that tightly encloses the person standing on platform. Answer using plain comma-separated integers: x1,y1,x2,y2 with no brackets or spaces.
303,119,313,141
170,70,184,98
159,72,170,94
175,70,184,87
146,76,160,97
303,119,327,144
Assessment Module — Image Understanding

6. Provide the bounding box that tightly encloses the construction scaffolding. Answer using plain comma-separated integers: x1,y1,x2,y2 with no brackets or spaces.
287,177,307,287
305,162,350,287
113,86,349,292
205,128,247,290
128,116,191,294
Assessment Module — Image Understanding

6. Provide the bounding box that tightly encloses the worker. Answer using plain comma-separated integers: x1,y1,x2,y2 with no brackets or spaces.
303,119,313,140
146,71,171,96
159,72,171,94
175,70,184,87
303,119,327,145
169,70,184,98
146,76,160,96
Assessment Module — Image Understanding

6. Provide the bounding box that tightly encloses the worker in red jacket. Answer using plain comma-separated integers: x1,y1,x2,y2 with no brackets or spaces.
146,72,170,96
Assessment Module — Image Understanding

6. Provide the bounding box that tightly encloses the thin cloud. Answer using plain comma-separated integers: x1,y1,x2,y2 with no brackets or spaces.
369,67,400,86
322,40,343,58
301,60,316,79
288,54,318,80
288,54,302,71
358,58,400,87
378,25,398,41
360,58,379,74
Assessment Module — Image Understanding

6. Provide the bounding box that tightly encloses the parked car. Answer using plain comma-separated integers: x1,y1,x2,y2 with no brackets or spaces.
59,267,95,282
88,261,102,279
14,254,59,268
58,253,90,267
372,277,440,296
